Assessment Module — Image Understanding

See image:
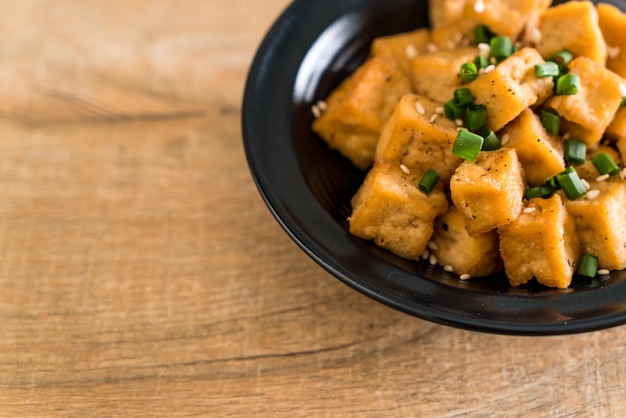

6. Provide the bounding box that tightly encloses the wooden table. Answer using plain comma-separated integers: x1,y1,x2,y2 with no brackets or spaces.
2,0,626,415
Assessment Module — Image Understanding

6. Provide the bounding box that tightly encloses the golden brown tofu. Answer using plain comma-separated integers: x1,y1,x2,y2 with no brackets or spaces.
499,109,565,186
371,28,431,75
429,0,469,29
597,3,626,78
607,106,626,143
535,1,606,65
430,20,477,51
312,56,413,170
450,147,525,235
375,94,462,184
463,0,552,41
410,47,479,103
467,48,554,132
499,194,580,289
349,160,449,260
547,57,623,148
565,180,626,271
430,205,503,278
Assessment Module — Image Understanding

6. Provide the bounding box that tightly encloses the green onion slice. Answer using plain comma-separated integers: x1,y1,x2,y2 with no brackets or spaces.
418,169,440,195
478,129,501,151
621,96,626,107
549,50,574,66
578,254,599,278
460,62,478,83
452,129,484,162
444,98,466,120
534,62,560,78
556,73,580,95
556,167,587,199
591,152,620,176
454,88,474,106
564,138,586,166
540,109,560,135
489,36,513,60
473,25,494,45
474,54,489,69
465,104,487,131
524,185,553,200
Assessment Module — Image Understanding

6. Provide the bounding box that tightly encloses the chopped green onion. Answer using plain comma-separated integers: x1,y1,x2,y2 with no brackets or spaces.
540,109,560,135
465,104,487,131
444,98,466,120
474,54,489,69
564,138,586,166
578,253,598,278
556,167,587,199
556,73,580,95
418,169,439,195
534,62,560,78
621,96,626,107
591,152,620,176
452,129,484,162
489,36,513,61
549,50,574,66
473,25,494,45
454,88,474,106
460,62,478,83
478,129,501,151
524,185,553,200
546,175,560,189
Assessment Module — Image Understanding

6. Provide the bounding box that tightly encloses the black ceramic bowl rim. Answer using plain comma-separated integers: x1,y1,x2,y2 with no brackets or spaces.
242,0,626,335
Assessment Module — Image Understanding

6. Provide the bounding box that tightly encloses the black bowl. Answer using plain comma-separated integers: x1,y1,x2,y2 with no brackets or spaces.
242,0,626,335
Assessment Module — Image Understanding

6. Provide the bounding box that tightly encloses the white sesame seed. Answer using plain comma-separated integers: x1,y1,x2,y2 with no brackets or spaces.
429,254,438,265
581,178,591,191
562,132,571,140
459,273,472,281
426,43,438,53
620,83,626,98
621,168,626,180
484,64,496,73
474,0,485,14
478,68,486,76
598,269,610,276
530,28,542,44
415,101,426,115
596,174,610,182
608,46,621,60
429,113,439,123
455,118,464,127
405,44,418,60
478,43,491,57
317,100,327,111
427,241,438,251
421,250,430,260
490,57,498,65
586,189,600,200
435,107,445,115
523,207,536,214
501,133,510,145
311,105,321,118
400,164,411,174
444,265,454,273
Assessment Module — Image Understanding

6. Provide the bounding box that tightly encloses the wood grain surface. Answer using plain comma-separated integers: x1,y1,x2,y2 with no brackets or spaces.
1,0,626,416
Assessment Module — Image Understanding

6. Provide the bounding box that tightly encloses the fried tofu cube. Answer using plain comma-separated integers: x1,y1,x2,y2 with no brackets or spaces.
463,0,552,41
499,194,580,289
375,94,462,184
607,106,626,144
430,20,477,51
499,109,565,186
535,1,606,65
565,180,626,271
371,28,431,75
467,48,554,132
349,160,449,260
597,3,626,78
429,0,468,29
410,47,479,103
450,147,525,235
312,56,413,169
547,57,623,148
430,205,503,278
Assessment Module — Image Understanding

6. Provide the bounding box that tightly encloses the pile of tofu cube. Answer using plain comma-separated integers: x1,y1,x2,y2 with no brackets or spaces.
311,0,626,288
